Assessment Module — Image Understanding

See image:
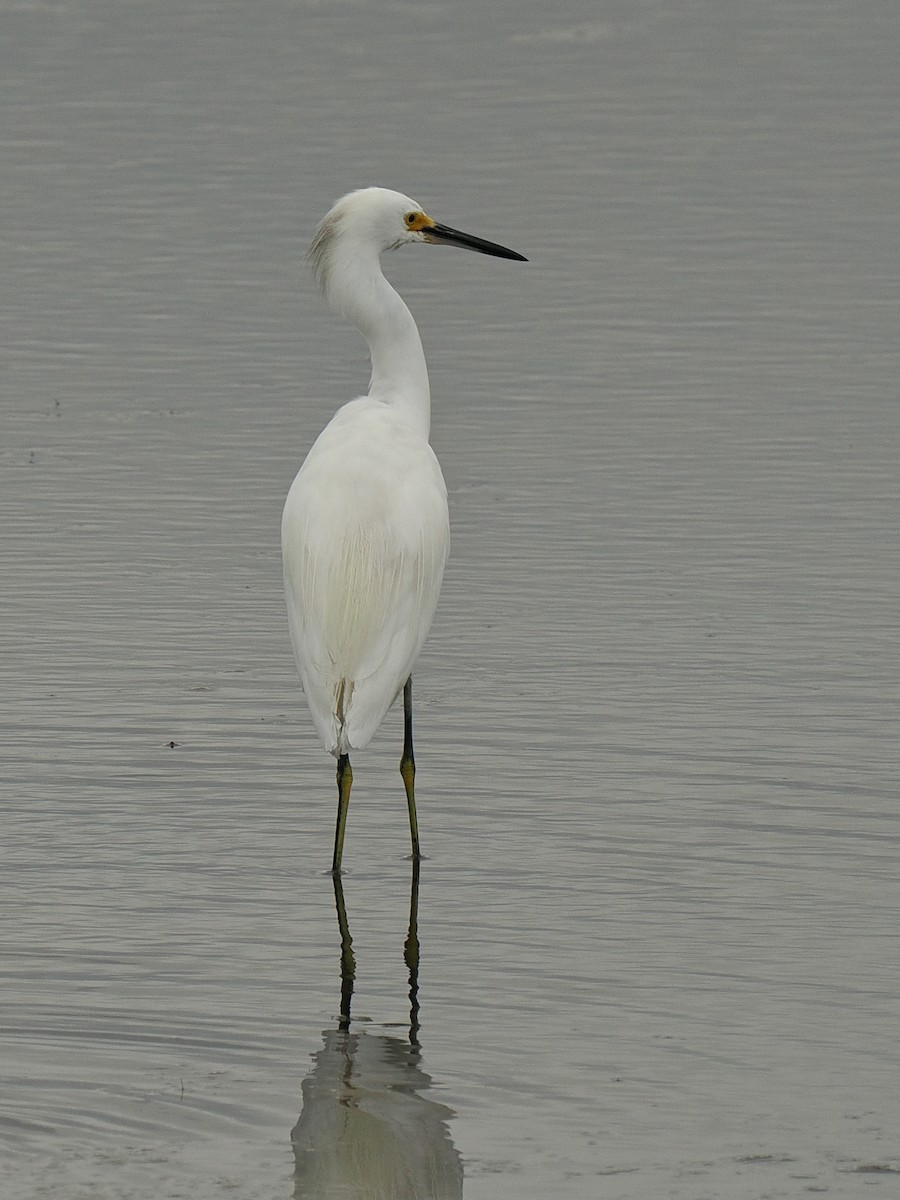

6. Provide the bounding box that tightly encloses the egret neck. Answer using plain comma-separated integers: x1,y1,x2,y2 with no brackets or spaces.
327,244,431,439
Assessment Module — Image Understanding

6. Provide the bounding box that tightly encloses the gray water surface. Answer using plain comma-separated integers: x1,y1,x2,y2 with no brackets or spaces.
3,1,899,1196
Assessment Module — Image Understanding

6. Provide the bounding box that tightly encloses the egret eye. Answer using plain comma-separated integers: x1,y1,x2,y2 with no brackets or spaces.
405,212,418,227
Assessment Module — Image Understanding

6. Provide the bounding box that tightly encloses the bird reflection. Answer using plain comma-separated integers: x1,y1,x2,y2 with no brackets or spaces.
292,865,463,1197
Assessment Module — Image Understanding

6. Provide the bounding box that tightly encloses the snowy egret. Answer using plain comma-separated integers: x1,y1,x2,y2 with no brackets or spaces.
282,187,526,874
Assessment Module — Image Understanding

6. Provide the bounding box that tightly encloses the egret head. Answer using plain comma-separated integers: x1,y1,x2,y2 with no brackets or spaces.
308,187,526,296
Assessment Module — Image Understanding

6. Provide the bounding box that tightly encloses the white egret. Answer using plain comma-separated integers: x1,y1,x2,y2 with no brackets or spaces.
282,187,526,874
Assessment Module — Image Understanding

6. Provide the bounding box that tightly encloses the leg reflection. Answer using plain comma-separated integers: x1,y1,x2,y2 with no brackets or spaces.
332,873,355,1031
404,857,420,1044
292,863,462,1198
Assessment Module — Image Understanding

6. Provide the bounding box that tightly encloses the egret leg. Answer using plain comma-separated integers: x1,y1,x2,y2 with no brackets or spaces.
400,677,421,861
332,753,352,875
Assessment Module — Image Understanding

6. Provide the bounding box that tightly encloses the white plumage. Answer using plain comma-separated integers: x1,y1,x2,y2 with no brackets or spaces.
283,397,448,755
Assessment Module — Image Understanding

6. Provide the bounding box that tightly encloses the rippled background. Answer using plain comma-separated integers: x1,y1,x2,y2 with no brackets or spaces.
3,0,899,1196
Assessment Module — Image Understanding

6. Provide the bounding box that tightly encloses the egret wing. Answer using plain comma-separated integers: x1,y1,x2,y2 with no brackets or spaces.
282,401,449,754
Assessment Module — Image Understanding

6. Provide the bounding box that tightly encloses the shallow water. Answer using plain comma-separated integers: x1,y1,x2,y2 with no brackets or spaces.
2,0,899,1196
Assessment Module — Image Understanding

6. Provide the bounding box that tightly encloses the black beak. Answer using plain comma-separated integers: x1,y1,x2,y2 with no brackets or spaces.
425,222,527,261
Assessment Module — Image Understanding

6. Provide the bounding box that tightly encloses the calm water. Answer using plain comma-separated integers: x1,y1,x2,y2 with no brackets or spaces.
3,0,899,1196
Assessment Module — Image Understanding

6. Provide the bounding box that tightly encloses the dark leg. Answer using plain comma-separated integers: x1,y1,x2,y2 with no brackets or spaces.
400,676,421,861
332,753,352,875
